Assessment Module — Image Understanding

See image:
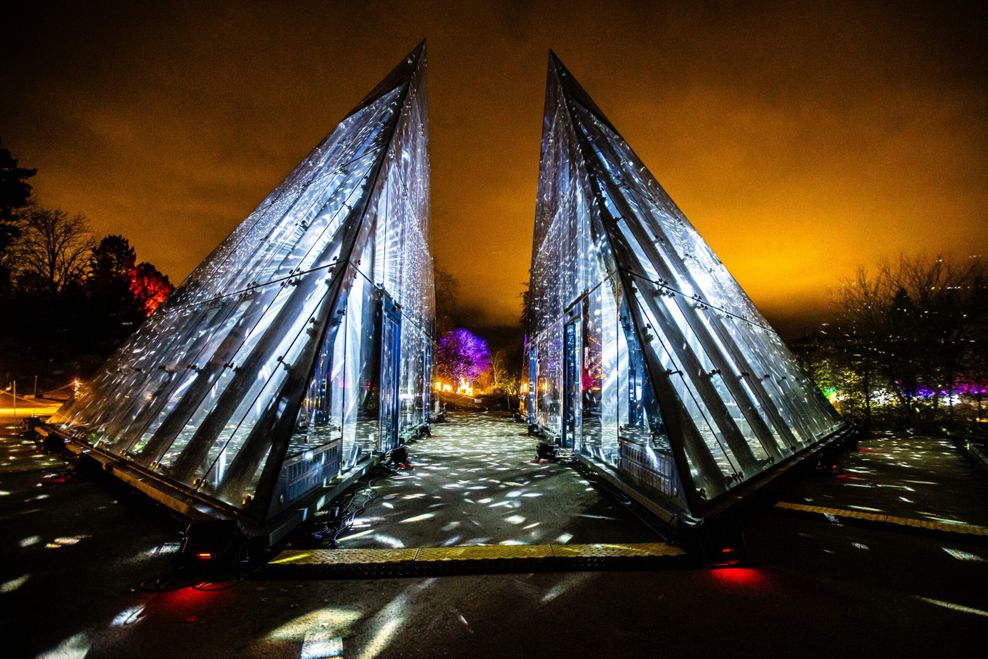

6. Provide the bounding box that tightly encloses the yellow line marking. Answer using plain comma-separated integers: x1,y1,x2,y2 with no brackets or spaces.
268,542,685,567
774,501,988,536
269,551,313,564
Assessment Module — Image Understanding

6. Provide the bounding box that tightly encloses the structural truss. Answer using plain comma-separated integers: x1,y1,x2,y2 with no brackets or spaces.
52,43,434,533
527,53,845,525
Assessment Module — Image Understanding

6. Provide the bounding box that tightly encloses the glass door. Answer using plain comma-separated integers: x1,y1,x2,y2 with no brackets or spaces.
562,318,581,448
378,294,402,453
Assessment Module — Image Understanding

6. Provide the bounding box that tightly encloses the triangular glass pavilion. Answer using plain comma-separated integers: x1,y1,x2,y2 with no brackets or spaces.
526,52,846,526
52,42,435,535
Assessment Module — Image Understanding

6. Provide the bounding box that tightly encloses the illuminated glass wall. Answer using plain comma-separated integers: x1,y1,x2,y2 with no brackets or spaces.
528,53,845,522
52,43,434,523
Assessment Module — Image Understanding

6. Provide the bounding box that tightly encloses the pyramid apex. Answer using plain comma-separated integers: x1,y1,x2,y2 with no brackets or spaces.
346,41,427,119
547,49,568,80
545,51,615,132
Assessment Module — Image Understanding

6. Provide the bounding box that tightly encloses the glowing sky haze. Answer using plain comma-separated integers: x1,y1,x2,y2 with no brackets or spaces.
3,1,986,338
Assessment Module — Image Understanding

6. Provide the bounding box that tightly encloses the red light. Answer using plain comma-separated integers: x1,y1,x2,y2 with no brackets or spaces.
157,584,223,613
710,567,766,587
196,552,213,560
721,547,735,554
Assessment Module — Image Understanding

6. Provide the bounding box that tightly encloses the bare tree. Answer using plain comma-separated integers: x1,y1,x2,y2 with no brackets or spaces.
12,206,94,294
832,253,986,428
832,264,891,425
488,350,507,390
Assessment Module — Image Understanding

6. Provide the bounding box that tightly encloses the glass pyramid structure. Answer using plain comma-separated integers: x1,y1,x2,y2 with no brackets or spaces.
527,53,845,526
51,43,434,532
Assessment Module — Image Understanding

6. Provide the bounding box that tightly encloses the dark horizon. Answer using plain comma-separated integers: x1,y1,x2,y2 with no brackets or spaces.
3,1,986,344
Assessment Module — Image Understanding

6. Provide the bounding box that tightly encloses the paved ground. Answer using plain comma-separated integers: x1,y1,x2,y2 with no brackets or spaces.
2,414,987,658
317,412,659,551
778,431,988,527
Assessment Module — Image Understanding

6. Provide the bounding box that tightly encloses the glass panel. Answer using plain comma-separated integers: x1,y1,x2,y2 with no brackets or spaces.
50,45,435,519
342,272,380,471
527,55,844,518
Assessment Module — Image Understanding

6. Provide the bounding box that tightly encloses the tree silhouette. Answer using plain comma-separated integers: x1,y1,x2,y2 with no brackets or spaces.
0,140,36,291
434,266,459,334
830,253,987,429
0,139,35,224
0,157,176,385
519,281,532,334
90,234,137,287
11,207,93,295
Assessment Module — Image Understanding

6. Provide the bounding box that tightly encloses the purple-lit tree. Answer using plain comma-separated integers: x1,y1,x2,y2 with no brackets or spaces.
435,328,490,388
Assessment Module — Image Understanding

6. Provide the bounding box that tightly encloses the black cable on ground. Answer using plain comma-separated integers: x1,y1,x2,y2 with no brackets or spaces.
300,447,414,548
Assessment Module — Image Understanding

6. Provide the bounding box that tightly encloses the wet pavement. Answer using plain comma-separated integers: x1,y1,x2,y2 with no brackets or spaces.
2,416,987,659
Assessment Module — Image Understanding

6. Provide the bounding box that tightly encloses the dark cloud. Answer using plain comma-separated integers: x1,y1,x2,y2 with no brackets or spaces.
3,1,986,339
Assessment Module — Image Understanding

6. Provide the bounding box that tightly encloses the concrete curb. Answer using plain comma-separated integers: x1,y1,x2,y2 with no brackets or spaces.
261,542,691,579
773,501,988,542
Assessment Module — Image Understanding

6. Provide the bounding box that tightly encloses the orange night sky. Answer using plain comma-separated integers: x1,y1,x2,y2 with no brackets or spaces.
3,1,986,343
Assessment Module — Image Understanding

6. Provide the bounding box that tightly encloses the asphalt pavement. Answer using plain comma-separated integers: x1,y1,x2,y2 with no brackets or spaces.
1,414,986,659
